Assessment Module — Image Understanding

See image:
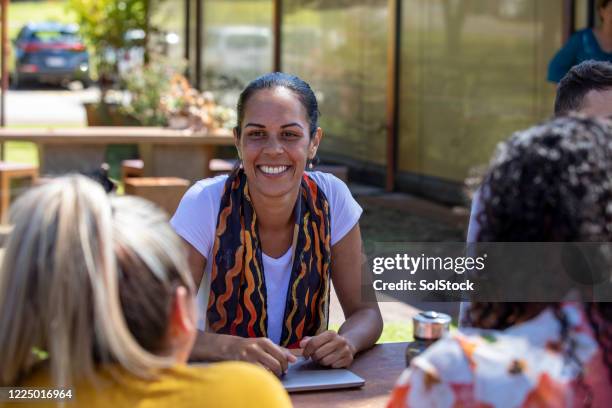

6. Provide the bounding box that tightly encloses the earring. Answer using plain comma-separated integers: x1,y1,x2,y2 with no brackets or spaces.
308,158,314,170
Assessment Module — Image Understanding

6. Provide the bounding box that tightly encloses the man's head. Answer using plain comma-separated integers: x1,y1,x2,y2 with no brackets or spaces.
554,60,612,117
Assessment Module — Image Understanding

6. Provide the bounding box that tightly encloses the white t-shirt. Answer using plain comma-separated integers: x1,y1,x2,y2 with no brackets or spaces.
170,171,362,344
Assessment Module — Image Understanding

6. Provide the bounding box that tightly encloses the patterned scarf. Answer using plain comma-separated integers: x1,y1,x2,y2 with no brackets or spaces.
207,168,332,348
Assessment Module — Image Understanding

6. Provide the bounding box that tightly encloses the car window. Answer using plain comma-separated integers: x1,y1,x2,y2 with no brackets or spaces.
29,31,80,43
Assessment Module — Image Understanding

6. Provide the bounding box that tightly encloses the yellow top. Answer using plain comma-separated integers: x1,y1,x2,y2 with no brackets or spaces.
5,362,292,408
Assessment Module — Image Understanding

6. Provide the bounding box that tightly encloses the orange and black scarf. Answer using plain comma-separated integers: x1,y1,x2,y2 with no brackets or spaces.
207,168,332,348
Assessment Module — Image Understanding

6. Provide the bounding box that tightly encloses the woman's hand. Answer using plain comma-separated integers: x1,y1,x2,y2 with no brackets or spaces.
228,336,297,377
300,330,356,368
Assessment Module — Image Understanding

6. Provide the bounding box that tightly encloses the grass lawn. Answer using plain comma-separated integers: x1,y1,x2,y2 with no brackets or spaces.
3,123,85,166
4,141,38,165
330,322,412,344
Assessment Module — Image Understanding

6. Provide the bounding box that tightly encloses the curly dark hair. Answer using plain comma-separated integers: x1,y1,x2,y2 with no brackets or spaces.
469,116,612,405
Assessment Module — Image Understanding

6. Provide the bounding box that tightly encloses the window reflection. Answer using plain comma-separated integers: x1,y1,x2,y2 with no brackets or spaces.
201,0,273,107
150,0,185,63
282,0,389,167
399,0,562,192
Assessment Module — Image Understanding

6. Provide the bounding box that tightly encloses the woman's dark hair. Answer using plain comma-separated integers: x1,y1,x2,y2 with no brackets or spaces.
470,116,612,403
599,0,612,10
235,72,320,137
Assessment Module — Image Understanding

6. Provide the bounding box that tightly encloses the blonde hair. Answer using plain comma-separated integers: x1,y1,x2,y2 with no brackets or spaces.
0,175,194,387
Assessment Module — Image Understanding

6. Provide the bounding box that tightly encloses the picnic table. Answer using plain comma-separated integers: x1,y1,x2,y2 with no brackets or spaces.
0,127,235,182
291,342,406,408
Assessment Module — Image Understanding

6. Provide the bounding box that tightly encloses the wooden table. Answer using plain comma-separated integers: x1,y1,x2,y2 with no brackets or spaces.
0,127,235,182
291,342,407,408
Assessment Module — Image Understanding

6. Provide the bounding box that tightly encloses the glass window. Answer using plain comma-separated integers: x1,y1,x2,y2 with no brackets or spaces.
398,0,562,192
150,0,186,63
201,0,273,108
282,0,389,168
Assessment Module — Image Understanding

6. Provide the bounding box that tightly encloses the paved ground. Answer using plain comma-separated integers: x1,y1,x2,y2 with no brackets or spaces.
3,83,98,126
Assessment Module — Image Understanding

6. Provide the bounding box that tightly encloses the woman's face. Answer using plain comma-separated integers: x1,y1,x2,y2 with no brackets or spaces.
235,87,322,199
600,2,612,23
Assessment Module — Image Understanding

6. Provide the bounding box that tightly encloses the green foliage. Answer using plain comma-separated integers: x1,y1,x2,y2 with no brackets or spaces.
68,0,147,50
67,0,148,82
8,1,76,40
4,141,39,166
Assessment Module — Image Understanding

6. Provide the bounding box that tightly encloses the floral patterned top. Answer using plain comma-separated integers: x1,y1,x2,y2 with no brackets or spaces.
387,304,611,408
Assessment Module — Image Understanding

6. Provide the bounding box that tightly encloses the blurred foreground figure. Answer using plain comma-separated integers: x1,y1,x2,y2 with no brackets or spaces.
0,175,291,407
389,117,612,408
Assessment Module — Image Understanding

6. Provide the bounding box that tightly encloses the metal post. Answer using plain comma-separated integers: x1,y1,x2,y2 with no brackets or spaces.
184,0,190,62
273,0,282,72
0,0,8,160
563,0,576,42
195,0,202,89
385,0,401,192
144,0,150,64
1,0,7,127
588,0,596,28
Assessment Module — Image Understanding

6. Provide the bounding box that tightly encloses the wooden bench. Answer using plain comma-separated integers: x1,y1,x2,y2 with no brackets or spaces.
209,158,237,176
314,164,349,182
0,162,39,224
121,159,144,182
124,177,190,216
124,157,239,179
0,127,235,183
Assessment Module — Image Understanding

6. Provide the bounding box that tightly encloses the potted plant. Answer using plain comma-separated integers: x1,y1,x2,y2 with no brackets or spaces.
160,74,237,131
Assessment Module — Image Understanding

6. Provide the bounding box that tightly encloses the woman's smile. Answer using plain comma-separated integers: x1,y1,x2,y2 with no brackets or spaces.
257,164,292,176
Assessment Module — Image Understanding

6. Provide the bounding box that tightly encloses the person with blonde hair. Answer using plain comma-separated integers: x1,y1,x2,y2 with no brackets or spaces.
0,175,291,407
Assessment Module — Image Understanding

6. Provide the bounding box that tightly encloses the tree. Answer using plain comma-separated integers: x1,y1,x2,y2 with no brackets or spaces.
68,0,148,96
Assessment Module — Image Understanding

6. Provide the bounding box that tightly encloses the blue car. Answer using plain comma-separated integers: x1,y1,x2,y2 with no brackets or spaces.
13,22,90,88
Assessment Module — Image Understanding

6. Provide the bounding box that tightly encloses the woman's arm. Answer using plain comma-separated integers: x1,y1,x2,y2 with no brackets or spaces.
301,224,383,367
184,238,206,289
182,240,296,375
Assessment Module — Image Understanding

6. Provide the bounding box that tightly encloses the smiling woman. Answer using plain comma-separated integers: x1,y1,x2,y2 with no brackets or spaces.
170,72,383,376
